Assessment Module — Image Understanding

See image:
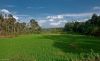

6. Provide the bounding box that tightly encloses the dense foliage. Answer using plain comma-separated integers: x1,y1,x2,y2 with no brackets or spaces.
64,14,100,36
0,13,41,35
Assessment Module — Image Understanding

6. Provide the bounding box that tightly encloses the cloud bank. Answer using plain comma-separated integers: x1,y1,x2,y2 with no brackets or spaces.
38,12,100,28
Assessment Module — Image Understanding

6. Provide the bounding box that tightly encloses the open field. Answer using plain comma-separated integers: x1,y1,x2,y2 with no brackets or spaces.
0,34,100,61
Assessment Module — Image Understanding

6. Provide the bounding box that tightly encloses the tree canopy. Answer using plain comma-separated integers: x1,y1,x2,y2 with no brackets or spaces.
64,14,100,36
0,13,41,35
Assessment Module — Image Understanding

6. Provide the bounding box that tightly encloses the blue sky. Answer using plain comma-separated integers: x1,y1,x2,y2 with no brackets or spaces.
0,0,100,28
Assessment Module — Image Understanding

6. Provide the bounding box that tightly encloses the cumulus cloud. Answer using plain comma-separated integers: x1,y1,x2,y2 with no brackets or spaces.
38,20,46,23
37,12,100,28
0,9,32,21
50,20,67,26
13,15,19,20
50,22,60,26
1,9,99,28
38,20,47,26
49,19,54,21
0,9,19,20
1,9,11,14
38,15,68,28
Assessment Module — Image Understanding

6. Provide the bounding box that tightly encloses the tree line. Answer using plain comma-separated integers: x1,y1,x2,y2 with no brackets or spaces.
64,14,100,36
0,13,41,35
0,12,100,36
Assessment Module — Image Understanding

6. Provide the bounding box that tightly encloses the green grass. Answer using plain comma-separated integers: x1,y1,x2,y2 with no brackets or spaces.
0,34,100,61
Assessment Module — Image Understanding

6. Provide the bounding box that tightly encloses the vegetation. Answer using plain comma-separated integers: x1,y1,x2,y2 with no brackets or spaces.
0,13,41,36
0,34,100,61
64,14,100,36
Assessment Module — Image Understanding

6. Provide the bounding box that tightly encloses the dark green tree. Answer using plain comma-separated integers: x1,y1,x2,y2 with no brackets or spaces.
30,19,41,33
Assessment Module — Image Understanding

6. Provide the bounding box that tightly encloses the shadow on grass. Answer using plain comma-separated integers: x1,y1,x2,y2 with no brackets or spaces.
44,34,100,54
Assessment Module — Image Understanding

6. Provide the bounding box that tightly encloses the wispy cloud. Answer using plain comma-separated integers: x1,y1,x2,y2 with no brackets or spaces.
6,5,16,8
46,12,94,20
50,20,67,26
15,15,34,23
27,6,45,9
62,13,93,17
47,15,63,19
93,6,100,10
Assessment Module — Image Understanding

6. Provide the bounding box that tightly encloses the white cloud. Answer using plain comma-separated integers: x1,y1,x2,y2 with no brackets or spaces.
0,9,19,20
13,15,19,20
93,6,100,10
50,22,60,26
38,12,100,28
59,20,68,23
50,20,67,26
27,6,45,9
1,9,11,14
1,9,99,28
63,13,93,17
47,15,63,19
47,13,93,20
38,20,46,24
49,19,54,21
38,20,47,26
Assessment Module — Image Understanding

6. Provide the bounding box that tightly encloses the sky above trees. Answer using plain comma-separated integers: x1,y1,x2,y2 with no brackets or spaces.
0,0,100,28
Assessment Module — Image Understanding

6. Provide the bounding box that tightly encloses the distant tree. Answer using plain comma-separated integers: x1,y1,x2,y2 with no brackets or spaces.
73,22,80,32
7,14,16,33
86,14,98,25
64,22,74,31
0,15,4,34
0,12,41,35
64,14,100,36
30,19,41,33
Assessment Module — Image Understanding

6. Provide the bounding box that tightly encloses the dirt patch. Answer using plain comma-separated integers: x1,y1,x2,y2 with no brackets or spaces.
0,35,17,38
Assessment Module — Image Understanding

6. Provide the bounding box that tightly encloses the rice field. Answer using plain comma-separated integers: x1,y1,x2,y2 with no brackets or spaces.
0,34,100,61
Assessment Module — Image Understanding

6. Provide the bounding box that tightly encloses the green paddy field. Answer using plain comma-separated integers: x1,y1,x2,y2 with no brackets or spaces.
0,34,100,61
